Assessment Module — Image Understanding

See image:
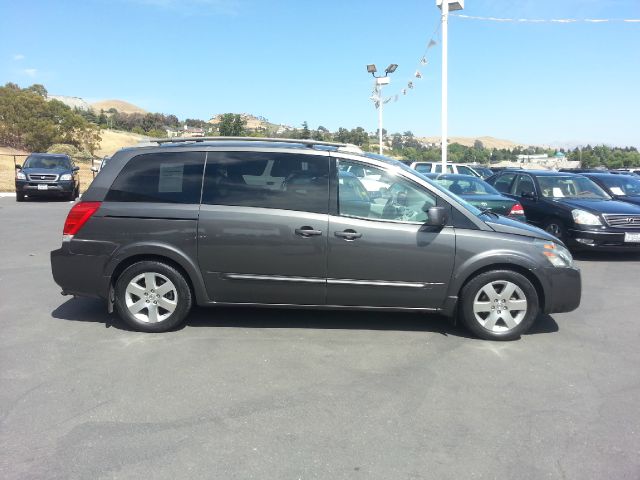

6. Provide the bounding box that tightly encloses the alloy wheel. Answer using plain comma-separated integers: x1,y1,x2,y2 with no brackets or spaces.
125,272,178,323
472,280,528,333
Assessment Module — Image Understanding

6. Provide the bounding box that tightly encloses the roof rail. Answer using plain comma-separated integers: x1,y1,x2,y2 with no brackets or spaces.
150,136,354,149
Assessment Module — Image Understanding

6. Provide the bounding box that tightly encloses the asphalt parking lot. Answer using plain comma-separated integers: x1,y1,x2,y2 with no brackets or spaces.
1,197,639,480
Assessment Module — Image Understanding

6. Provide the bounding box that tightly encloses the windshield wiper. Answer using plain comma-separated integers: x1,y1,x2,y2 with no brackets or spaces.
479,208,499,219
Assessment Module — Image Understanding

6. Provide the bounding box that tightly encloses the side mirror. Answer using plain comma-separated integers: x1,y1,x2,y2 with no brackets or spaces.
15,164,22,170
521,191,537,201
424,206,448,227
73,166,80,172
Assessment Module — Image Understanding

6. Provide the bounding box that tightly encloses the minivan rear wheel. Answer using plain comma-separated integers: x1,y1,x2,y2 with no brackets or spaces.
114,261,192,332
459,270,539,341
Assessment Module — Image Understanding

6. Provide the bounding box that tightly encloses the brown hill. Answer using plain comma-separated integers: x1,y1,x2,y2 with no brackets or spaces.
418,136,527,149
91,99,147,115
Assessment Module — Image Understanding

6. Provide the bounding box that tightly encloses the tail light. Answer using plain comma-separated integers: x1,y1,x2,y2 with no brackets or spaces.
63,201,101,240
509,203,525,216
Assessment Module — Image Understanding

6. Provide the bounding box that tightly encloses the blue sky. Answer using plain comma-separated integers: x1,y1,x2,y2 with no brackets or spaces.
1,0,639,147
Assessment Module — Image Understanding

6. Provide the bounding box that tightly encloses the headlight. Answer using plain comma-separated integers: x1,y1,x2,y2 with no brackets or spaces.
537,241,574,267
60,173,72,181
16,171,26,180
572,209,601,226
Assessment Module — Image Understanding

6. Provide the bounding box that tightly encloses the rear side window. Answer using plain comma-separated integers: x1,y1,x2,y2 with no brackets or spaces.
457,165,475,176
106,152,205,203
493,172,517,193
202,152,329,214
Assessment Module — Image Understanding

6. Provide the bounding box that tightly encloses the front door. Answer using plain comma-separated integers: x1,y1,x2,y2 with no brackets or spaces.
327,159,456,309
197,150,330,305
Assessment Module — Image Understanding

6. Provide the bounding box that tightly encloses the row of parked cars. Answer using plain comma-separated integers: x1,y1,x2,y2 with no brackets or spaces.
381,163,640,252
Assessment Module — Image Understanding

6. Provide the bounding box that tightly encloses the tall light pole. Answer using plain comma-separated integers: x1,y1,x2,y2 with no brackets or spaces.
437,0,464,172
367,63,398,154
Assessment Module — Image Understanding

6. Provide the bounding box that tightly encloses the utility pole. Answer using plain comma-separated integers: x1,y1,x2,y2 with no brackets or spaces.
437,1,464,172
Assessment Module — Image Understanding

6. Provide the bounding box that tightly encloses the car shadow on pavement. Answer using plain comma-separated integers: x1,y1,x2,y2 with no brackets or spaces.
51,298,559,339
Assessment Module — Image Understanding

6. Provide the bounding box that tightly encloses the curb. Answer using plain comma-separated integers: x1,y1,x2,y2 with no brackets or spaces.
0,192,16,197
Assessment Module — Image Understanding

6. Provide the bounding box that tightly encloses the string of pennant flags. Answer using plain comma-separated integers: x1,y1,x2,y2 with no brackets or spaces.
370,22,442,109
371,12,640,110
452,14,640,24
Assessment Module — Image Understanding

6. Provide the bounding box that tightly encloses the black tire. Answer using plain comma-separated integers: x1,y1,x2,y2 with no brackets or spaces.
114,261,192,332
459,270,540,341
16,192,25,202
543,218,566,243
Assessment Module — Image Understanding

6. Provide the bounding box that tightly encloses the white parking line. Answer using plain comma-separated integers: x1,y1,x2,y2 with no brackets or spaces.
0,192,17,197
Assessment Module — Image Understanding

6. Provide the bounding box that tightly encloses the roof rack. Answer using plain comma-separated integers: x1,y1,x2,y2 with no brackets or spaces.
150,136,353,149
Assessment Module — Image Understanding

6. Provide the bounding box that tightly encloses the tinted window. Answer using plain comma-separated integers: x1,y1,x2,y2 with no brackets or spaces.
338,160,436,223
202,152,329,214
434,164,454,173
106,151,205,203
515,175,536,196
436,176,499,195
597,175,640,196
457,165,476,176
414,163,432,174
493,172,517,193
537,176,610,199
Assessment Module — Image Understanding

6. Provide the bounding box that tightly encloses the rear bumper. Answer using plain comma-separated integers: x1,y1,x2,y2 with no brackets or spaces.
567,228,640,251
541,266,581,314
51,242,109,299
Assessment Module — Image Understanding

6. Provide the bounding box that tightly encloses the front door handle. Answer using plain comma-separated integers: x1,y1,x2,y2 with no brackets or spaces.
295,226,323,237
334,229,362,240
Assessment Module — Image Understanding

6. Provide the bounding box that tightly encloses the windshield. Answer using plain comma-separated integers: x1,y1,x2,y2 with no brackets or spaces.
434,176,500,196
537,176,610,200
23,155,70,169
363,153,483,216
597,175,640,196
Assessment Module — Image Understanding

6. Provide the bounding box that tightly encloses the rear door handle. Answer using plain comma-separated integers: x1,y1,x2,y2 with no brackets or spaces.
334,229,362,240
295,226,323,237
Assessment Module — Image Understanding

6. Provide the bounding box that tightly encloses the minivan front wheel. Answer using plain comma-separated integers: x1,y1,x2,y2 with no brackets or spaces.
114,261,192,332
460,270,539,341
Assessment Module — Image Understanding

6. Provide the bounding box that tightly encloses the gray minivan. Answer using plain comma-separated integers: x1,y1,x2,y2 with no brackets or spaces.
51,138,581,340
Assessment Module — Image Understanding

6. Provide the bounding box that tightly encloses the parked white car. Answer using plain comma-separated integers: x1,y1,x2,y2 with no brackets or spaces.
409,161,481,177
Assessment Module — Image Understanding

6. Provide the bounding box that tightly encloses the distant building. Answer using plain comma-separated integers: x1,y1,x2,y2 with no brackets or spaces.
165,125,205,138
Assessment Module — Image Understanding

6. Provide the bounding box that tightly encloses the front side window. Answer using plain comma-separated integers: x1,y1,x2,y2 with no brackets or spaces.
106,151,205,203
202,152,329,214
337,160,437,223
514,175,536,196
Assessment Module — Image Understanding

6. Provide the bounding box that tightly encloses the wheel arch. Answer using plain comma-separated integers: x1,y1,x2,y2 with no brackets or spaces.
104,243,210,305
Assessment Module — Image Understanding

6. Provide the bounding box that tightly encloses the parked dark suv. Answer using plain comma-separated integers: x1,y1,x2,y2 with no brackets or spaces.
487,169,640,250
51,138,581,340
15,153,80,201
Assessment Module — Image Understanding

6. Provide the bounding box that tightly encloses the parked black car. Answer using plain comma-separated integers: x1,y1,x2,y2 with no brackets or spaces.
51,138,581,341
580,172,640,207
486,169,640,250
423,173,526,222
15,153,80,202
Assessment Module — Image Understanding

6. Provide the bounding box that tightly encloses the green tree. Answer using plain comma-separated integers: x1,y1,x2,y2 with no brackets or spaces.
218,113,246,136
301,121,311,139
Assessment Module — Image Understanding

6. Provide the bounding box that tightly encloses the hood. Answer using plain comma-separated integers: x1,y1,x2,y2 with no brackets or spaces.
484,214,558,243
556,197,640,214
613,195,640,207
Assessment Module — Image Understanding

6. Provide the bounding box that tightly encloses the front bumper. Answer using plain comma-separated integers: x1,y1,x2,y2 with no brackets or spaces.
541,266,581,314
16,180,75,195
567,228,640,251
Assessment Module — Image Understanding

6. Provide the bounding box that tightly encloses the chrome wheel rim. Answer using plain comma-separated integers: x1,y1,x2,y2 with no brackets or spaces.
473,280,528,333
125,272,178,323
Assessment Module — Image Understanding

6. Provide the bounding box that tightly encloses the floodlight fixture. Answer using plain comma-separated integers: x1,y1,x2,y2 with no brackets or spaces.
367,64,377,75
385,64,398,74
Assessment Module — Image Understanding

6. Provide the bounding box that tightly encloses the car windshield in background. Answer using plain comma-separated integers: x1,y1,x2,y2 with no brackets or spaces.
435,176,500,196
24,155,70,169
598,175,640,196
537,176,610,200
